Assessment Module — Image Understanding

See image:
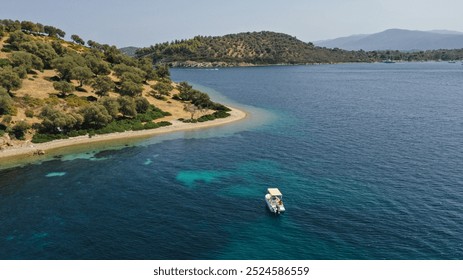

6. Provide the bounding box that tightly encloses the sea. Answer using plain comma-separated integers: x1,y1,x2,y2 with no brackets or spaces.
0,62,462,260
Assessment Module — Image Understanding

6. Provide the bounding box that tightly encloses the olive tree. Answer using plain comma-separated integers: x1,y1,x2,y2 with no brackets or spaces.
92,76,115,98
40,106,83,133
71,34,85,45
53,81,75,96
80,104,112,129
0,67,22,94
71,66,93,87
0,87,16,115
10,120,30,140
118,96,137,117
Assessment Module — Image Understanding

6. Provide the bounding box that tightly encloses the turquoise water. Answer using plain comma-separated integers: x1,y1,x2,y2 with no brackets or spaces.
0,62,462,259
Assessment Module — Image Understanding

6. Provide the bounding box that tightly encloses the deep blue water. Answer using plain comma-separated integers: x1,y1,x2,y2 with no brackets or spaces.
1,62,462,259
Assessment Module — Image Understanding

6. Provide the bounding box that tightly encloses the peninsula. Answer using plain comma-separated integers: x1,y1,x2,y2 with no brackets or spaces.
134,31,463,66
0,19,245,164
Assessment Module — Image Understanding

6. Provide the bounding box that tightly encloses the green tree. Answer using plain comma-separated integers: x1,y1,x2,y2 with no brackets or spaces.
71,66,93,87
0,87,16,115
80,104,112,128
44,25,65,38
177,81,192,95
113,64,146,80
40,106,83,133
51,41,67,56
0,19,21,32
85,55,110,76
10,51,44,71
9,120,30,140
19,41,58,69
51,55,83,81
120,71,144,84
13,66,28,79
53,81,75,96
6,30,30,49
138,57,157,81
87,40,103,51
118,96,137,117
98,96,120,118
71,34,85,45
119,80,143,97
92,76,115,97
102,45,128,64
154,64,170,79
20,21,41,33
51,56,76,81
151,81,174,96
135,96,150,114
0,67,22,94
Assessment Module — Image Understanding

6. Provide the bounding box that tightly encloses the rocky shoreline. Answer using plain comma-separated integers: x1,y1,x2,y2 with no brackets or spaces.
167,60,257,68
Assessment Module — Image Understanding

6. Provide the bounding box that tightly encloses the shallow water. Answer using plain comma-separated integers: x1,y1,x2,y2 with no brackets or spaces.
1,62,462,259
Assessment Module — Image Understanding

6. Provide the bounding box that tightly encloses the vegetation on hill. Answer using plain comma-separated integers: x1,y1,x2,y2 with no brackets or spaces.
0,19,229,146
136,31,463,66
119,46,140,57
135,31,375,65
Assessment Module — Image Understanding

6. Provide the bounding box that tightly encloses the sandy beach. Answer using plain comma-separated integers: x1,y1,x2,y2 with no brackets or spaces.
0,106,247,166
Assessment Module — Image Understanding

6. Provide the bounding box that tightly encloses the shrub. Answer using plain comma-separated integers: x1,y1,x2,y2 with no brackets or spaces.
22,94,44,107
119,80,143,97
25,109,34,118
32,133,68,143
80,104,112,129
132,122,145,131
53,81,75,96
143,121,171,130
135,96,150,113
65,95,90,107
0,58,10,67
158,121,172,127
2,115,12,124
143,122,159,129
151,81,174,96
0,92,17,115
10,120,30,140
44,95,60,105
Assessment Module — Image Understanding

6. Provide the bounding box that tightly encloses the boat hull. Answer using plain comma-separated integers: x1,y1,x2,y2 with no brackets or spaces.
265,194,285,214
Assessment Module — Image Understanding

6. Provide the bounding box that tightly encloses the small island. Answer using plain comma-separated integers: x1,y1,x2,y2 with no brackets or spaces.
0,19,245,163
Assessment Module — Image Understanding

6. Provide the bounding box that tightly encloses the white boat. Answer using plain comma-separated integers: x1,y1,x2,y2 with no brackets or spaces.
265,188,285,214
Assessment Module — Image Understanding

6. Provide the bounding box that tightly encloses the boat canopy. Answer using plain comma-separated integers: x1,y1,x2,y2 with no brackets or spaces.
267,188,282,196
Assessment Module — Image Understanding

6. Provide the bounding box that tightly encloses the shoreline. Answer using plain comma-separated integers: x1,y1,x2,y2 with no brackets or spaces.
169,60,451,69
0,106,247,168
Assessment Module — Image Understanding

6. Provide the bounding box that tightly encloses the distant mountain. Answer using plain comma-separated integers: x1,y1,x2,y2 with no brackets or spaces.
428,30,463,35
315,29,463,51
119,46,139,57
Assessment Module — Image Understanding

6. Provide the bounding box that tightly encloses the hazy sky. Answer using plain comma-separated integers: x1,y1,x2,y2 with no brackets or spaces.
1,0,462,47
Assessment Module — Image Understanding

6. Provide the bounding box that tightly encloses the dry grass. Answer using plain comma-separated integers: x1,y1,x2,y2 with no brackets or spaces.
15,70,57,98
1,33,216,146
142,81,212,122
0,36,8,59
12,67,208,124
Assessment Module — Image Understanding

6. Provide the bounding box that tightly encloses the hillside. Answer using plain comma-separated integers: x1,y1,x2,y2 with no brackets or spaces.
0,19,230,150
315,29,463,51
135,31,375,66
120,46,139,57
